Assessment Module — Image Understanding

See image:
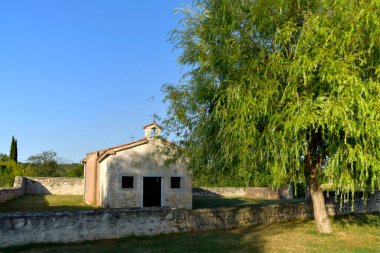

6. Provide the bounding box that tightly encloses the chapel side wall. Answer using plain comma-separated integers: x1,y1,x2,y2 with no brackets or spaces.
95,158,101,206
99,159,108,207
84,152,98,206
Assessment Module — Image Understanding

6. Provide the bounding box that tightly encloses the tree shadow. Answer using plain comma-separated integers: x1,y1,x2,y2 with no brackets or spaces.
192,195,306,209
24,178,52,195
324,191,380,229
0,195,49,212
0,195,92,212
0,219,313,253
332,212,380,229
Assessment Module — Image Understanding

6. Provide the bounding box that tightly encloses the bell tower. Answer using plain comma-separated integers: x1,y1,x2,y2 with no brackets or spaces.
143,121,162,139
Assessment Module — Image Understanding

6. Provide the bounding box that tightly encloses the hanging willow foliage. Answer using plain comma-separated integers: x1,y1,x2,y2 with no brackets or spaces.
163,0,380,223
211,0,380,192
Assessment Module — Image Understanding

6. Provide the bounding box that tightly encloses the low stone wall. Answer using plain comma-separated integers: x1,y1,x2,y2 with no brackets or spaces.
0,177,84,203
24,177,84,195
0,203,311,247
0,177,25,203
193,187,246,196
1,190,378,248
325,190,380,215
193,185,293,199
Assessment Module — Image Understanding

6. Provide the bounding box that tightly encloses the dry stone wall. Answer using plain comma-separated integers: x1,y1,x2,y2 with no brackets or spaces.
24,177,84,195
0,177,84,203
0,188,23,203
0,177,25,203
193,185,293,199
325,190,380,215
1,190,378,248
0,203,312,247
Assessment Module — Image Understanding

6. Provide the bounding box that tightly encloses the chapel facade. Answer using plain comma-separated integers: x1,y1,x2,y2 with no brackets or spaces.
83,122,192,209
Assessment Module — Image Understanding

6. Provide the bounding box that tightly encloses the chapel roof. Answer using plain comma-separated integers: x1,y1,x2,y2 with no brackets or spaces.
83,122,167,164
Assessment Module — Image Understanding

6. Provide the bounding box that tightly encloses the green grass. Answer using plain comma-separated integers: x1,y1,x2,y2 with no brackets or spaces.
0,195,93,212
0,195,306,212
192,195,306,209
2,213,379,253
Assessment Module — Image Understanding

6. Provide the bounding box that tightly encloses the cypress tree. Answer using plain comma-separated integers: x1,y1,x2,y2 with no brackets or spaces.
9,136,18,163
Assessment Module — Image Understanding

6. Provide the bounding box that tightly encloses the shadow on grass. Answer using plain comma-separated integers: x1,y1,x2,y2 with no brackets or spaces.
332,212,380,229
0,195,93,212
1,229,264,253
2,214,379,253
192,195,306,209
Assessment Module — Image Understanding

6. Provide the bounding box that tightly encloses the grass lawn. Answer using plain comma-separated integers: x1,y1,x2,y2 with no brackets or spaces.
0,195,93,212
192,195,306,209
0,195,306,212
2,213,379,253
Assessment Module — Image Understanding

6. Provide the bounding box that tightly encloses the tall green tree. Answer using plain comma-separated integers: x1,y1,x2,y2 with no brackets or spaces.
0,153,9,162
26,150,60,177
9,136,18,163
164,0,380,233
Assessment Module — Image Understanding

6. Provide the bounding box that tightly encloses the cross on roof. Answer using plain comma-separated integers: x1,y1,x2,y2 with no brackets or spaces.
150,112,159,121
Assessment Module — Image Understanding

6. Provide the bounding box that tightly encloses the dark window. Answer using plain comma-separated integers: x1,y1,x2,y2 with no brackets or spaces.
122,176,133,188
171,177,181,189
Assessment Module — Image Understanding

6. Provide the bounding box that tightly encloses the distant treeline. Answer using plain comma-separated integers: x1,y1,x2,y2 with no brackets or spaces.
0,150,83,187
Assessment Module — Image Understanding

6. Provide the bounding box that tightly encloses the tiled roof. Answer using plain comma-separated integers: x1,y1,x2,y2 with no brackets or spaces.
96,138,148,163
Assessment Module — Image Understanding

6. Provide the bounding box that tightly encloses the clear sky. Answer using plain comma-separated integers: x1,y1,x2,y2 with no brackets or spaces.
0,0,190,162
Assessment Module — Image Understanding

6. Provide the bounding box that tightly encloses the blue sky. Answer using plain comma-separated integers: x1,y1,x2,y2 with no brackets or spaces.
0,0,190,162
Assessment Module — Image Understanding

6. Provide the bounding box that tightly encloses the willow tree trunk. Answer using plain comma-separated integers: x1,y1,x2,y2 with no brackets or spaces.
304,140,332,234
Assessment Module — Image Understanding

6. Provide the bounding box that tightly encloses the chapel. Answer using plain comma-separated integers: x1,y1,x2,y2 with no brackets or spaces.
83,122,192,208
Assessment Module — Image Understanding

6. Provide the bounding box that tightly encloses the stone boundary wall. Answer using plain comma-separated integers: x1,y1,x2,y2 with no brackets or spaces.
0,177,84,203
0,204,312,247
325,190,380,215
1,190,378,248
193,185,293,199
0,177,25,203
24,177,84,195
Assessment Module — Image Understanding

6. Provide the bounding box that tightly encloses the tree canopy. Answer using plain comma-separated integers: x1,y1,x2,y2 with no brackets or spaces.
9,136,18,163
163,0,380,233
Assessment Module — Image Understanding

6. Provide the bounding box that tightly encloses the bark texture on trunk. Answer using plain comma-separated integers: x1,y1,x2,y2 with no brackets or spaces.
308,181,332,233
304,132,332,234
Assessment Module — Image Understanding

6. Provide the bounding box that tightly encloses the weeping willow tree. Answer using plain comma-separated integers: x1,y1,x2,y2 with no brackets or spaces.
163,0,380,233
